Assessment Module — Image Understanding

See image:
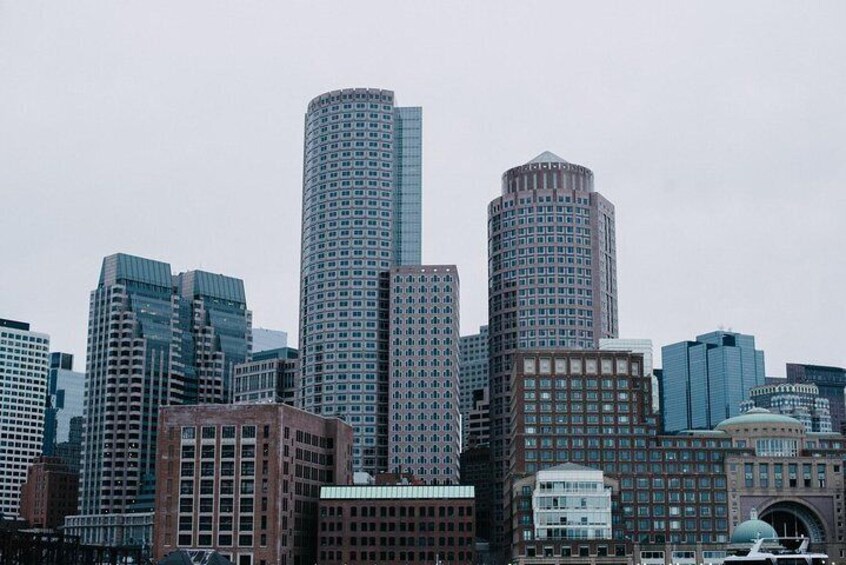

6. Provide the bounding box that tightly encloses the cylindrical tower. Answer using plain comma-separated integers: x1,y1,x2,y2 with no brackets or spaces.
298,88,422,475
486,151,618,544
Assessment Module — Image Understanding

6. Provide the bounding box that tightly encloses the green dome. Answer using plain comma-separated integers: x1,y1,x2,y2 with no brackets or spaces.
716,407,802,430
731,519,777,544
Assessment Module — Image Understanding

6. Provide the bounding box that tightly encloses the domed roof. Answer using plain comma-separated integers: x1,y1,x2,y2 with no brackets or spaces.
716,407,802,430
731,519,777,544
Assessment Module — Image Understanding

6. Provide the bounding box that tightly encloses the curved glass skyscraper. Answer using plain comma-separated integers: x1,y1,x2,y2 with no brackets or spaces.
487,151,618,543
298,88,423,475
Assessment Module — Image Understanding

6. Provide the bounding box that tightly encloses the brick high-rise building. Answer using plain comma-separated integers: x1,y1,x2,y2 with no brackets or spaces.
487,152,618,545
298,88,422,476
388,265,460,484
153,403,353,565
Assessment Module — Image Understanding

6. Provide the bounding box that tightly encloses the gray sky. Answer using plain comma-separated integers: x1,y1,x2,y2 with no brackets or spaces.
2,1,844,376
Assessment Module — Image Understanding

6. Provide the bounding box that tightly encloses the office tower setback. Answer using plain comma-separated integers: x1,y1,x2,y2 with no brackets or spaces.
741,382,832,433
487,152,618,544
459,325,489,449
0,318,50,519
78,253,251,521
153,403,353,565
43,352,84,456
298,88,423,475
465,388,491,449
786,364,846,433
661,331,765,433
388,265,461,483
176,270,251,404
233,347,299,405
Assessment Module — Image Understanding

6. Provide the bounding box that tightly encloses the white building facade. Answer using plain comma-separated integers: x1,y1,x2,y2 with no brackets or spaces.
0,318,50,519
532,464,612,541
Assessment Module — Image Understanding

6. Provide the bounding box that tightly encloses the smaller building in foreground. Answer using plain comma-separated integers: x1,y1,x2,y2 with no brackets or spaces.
318,485,476,565
19,456,79,529
153,403,353,565
511,463,617,563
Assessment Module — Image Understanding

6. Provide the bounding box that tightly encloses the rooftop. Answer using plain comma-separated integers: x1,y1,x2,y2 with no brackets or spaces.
320,485,474,500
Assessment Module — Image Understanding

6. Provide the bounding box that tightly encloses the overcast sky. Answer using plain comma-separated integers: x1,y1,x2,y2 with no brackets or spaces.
2,1,844,376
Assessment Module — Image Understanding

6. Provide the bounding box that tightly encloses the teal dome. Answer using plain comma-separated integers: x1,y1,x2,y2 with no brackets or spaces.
731,519,777,544
716,407,802,430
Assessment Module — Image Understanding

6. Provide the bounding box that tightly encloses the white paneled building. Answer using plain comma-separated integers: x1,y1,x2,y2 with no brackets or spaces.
531,463,612,541
0,318,49,519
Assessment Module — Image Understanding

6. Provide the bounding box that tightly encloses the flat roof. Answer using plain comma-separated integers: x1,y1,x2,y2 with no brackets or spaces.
320,485,475,500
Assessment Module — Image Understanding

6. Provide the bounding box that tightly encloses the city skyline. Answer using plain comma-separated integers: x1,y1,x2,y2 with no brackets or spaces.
2,2,846,378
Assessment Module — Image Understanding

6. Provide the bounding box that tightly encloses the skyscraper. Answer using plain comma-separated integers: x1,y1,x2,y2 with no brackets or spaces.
77,253,251,524
660,330,765,433
486,152,618,544
0,318,49,519
388,265,460,483
43,352,84,456
298,88,422,475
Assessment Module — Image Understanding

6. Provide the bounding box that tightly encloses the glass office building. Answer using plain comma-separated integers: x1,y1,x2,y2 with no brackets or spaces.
660,331,765,433
42,352,84,455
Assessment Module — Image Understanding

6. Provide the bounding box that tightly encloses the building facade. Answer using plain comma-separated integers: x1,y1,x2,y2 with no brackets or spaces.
233,348,299,405
153,403,353,565
317,485,475,565
506,351,846,563
42,352,84,456
388,265,461,483
466,388,491,449
661,331,765,433
786,364,846,433
77,253,251,528
487,152,618,545
0,318,50,520
741,382,832,433
599,338,658,413
19,456,79,529
298,88,423,476
460,326,489,448
510,463,614,560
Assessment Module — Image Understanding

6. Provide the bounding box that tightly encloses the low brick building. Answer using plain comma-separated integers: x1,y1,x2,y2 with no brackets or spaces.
153,403,353,565
318,484,476,565
19,456,79,529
